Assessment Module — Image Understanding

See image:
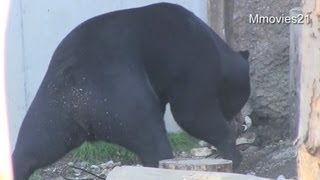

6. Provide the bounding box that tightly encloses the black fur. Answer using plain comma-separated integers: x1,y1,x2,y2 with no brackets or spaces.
12,3,250,179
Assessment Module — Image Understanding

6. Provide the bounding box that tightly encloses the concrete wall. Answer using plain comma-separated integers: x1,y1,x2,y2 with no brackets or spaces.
6,0,208,151
229,0,301,141
6,0,27,152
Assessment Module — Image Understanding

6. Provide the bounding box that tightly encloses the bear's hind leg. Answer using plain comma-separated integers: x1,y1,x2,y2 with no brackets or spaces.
12,94,87,180
92,75,174,167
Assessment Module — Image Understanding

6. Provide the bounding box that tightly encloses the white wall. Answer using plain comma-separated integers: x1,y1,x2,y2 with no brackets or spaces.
6,0,208,151
6,0,27,152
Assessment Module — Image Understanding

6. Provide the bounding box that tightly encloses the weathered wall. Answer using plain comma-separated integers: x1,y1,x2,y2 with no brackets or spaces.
228,0,301,138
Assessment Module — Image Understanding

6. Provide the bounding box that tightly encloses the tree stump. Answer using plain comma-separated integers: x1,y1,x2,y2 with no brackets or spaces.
159,158,232,172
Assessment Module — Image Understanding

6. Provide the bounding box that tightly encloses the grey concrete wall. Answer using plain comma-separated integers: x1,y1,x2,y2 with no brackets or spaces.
227,0,301,139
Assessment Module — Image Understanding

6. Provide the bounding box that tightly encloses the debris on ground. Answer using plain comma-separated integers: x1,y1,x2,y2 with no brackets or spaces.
190,147,213,157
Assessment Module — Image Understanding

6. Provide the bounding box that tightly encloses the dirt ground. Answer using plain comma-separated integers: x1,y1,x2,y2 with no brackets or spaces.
34,131,297,180
235,132,297,179
34,145,297,180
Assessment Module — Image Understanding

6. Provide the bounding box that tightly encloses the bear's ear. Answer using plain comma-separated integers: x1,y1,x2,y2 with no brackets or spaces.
239,50,250,60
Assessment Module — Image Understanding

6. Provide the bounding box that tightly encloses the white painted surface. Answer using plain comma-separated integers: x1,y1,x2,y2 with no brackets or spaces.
6,0,27,152
6,0,208,150
164,104,182,133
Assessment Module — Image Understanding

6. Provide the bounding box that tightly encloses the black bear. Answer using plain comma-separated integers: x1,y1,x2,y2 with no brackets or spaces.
12,3,250,179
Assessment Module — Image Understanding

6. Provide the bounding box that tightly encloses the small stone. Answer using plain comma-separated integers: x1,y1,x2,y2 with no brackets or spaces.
243,116,252,131
276,175,287,180
236,132,256,146
79,161,88,168
247,171,256,176
180,151,189,158
100,169,110,176
90,164,100,170
190,147,213,157
100,161,113,169
106,160,114,166
43,168,51,172
73,169,81,177
210,146,217,151
198,140,210,147
274,136,281,142
237,144,251,151
100,160,121,169
52,167,57,173
244,146,259,153
54,177,65,180
67,162,74,166
113,162,121,167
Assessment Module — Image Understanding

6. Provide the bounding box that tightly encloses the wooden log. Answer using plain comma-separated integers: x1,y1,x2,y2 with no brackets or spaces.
159,158,232,172
106,166,270,180
289,7,302,141
296,0,320,179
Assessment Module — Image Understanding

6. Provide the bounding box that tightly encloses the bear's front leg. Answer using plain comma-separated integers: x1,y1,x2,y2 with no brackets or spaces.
170,93,242,168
